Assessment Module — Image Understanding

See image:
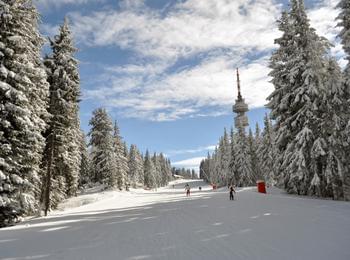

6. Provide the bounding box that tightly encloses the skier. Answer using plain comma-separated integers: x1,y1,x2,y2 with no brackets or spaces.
185,183,191,196
229,185,236,200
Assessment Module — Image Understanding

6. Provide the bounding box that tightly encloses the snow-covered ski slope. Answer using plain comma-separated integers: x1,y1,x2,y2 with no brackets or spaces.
1,179,350,260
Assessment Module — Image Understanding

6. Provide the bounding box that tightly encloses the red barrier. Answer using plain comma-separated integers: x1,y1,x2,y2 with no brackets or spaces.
257,180,266,194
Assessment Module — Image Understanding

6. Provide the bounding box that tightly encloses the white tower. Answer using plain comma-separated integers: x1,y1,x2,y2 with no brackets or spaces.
232,68,249,132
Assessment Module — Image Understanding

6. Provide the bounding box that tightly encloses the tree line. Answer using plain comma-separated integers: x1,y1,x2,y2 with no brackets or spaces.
0,1,172,227
200,0,350,201
85,107,173,192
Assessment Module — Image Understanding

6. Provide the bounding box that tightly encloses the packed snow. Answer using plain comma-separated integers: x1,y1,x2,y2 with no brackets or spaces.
1,179,350,260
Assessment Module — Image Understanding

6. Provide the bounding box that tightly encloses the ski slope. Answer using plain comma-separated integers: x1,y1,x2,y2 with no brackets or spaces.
1,179,350,260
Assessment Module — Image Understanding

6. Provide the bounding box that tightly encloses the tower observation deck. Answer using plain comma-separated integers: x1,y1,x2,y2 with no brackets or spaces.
232,68,249,131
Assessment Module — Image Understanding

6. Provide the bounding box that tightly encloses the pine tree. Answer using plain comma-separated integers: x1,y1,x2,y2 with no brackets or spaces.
248,128,260,181
209,147,219,185
88,108,117,188
267,10,295,184
41,19,81,213
258,114,278,186
218,128,231,186
233,130,254,187
191,169,196,179
144,150,156,189
113,121,128,190
337,0,350,200
254,123,263,180
48,18,81,196
200,153,211,183
79,132,91,186
268,0,332,196
337,0,350,94
228,128,236,185
159,153,171,186
317,59,346,199
152,153,162,187
0,0,49,222
128,144,144,188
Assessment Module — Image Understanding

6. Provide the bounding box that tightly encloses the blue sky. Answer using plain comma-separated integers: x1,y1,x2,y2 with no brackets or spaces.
34,0,344,170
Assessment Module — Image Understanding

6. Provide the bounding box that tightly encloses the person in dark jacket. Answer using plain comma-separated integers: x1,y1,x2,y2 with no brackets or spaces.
229,185,236,200
185,183,191,196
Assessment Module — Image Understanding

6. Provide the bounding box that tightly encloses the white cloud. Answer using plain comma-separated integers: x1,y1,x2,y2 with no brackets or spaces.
34,0,105,10
73,0,343,121
40,23,60,39
308,0,345,65
167,145,216,156
84,54,272,121
172,157,206,170
69,0,281,60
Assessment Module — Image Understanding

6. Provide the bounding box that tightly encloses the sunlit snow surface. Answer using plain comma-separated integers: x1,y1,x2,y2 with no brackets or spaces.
1,179,350,260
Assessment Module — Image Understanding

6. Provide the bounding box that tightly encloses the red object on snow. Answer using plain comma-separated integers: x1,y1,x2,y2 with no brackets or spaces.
257,180,266,194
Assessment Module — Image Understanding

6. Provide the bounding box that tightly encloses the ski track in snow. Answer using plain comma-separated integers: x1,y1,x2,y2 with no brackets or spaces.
1,179,350,260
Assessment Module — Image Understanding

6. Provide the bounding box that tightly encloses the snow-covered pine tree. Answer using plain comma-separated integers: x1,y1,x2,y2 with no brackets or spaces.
136,147,144,185
248,128,260,182
258,114,278,186
127,145,135,187
199,153,211,183
209,146,219,185
218,128,231,186
41,19,81,213
113,121,128,190
79,131,91,186
48,18,81,197
254,123,263,180
0,0,49,222
144,150,156,189
88,108,117,188
317,58,346,199
152,153,162,187
191,169,196,179
158,153,170,186
337,0,350,95
228,128,236,185
269,0,332,196
128,144,144,188
233,130,254,187
267,10,295,185
337,0,350,200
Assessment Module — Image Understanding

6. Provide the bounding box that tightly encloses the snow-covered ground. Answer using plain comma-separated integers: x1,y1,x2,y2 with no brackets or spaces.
1,179,350,260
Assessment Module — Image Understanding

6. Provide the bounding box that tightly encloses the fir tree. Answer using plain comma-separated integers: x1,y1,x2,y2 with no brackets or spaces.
258,114,278,186
113,121,128,190
337,0,350,200
199,153,211,183
152,153,162,187
41,19,81,213
144,150,156,189
268,0,332,196
318,59,346,199
79,132,91,186
248,128,261,181
128,144,144,188
0,0,49,222
159,153,171,186
218,128,231,186
88,108,117,188
228,128,236,185
233,130,254,187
